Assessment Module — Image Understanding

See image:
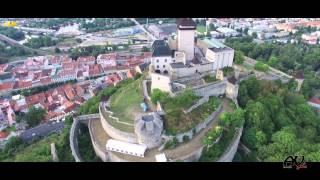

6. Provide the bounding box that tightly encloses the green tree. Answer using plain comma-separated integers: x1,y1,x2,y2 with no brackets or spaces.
268,56,279,67
254,61,269,72
150,88,170,104
252,32,257,39
234,50,245,64
54,47,61,53
23,106,47,128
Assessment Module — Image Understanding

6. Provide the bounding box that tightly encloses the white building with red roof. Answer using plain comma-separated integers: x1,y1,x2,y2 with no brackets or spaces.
308,97,320,109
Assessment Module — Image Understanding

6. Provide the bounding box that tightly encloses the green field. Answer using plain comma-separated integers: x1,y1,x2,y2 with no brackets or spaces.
196,25,207,34
109,78,144,124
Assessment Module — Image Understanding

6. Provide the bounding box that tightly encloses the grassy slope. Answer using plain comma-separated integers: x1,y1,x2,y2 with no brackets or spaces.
109,78,143,124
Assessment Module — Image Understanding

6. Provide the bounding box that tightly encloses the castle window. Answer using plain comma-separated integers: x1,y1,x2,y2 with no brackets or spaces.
156,59,159,63
163,65,165,68
158,77,160,80
157,65,159,68
165,59,167,62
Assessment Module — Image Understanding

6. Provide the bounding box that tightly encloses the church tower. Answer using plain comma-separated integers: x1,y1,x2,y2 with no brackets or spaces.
177,18,196,61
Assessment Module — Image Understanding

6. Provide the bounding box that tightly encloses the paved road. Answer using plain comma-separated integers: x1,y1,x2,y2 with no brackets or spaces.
19,121,64,142
130,18,157,41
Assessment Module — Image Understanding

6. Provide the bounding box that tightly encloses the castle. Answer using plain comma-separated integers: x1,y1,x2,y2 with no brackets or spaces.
85,19,240,162
150,18,235,93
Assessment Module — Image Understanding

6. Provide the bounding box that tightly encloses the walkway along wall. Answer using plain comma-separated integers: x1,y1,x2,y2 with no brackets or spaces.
88,119,109,162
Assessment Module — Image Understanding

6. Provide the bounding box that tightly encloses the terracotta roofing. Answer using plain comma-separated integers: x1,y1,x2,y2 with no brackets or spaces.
0,131,9,139
309,97,320,105
41,69,52,77
75,84,84,96
64,84,75,101
0,82,14,91
25,92,46,107
40,76,52,85
177,18,196,30
89,64,102,76
14,80,32,89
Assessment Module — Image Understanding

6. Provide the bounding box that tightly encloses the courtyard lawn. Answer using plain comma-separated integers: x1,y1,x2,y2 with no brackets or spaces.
197,25,207,34
109,78,144,124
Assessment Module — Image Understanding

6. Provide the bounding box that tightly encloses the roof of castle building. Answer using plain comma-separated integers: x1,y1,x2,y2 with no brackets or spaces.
177,18,196,30
152,42,172,57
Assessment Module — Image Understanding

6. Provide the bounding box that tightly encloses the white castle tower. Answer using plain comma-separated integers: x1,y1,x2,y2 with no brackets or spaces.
177,18,196,61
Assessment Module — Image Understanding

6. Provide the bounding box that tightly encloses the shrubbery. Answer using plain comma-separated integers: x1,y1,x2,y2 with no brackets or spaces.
254,61,269,72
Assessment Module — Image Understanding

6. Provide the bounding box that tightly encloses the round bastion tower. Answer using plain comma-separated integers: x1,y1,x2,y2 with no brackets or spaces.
134,113,163,149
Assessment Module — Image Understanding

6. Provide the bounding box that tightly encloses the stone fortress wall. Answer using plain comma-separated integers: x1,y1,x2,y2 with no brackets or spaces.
217,127,243,162
99,104,138,144
88,119,109,162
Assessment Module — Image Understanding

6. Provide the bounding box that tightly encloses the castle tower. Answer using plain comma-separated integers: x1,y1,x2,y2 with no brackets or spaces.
177,18,196,61
134,113,163,149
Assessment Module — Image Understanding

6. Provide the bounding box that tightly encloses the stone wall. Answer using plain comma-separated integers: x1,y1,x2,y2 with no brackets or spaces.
69,118,83,162
99,105,138,143
150,73,172,93
217,126,243,162
192,80,227,97
184,96,209,114
172,146,204,162
88,119,109,162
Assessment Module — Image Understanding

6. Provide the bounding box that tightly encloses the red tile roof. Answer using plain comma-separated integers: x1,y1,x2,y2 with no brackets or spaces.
89,64,102,76
41,69,52,77
58,69,76,78
25,92,46,107
309,97,320,105
40,76,52,85
75,84,84,96
64,84,75,101
62,62,77,70
0,82,14,91
0,131,9,139
14,80,32,89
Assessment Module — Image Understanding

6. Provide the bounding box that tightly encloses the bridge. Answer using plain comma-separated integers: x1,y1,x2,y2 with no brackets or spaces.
69,114,99,162
0,34,47,55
